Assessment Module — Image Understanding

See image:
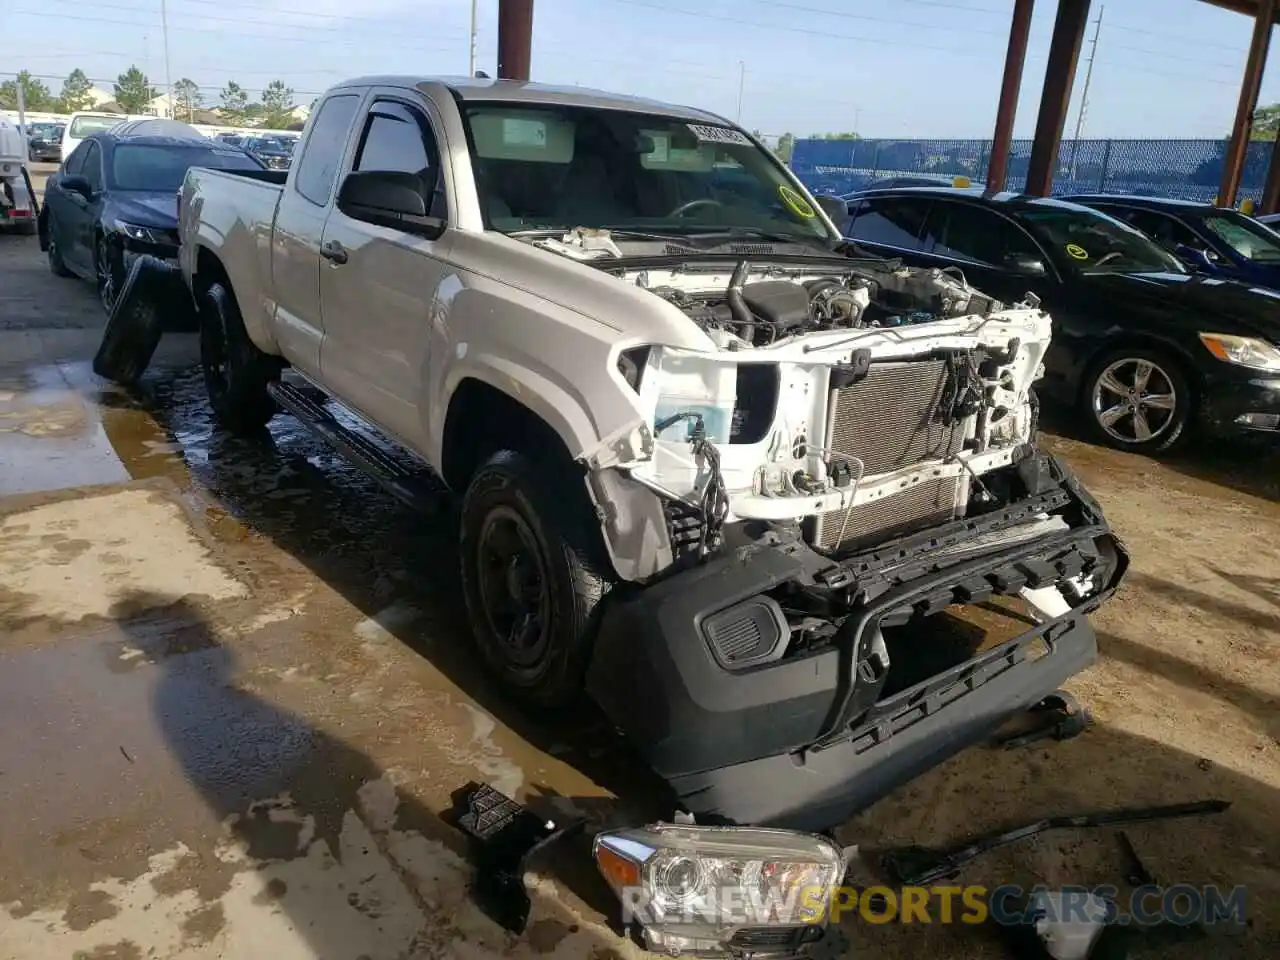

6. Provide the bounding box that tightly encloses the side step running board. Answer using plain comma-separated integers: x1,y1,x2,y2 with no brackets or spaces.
267,381,451,516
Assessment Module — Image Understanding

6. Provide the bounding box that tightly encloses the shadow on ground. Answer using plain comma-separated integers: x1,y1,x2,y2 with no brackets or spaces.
101,590,634,958
1038,401,1280,504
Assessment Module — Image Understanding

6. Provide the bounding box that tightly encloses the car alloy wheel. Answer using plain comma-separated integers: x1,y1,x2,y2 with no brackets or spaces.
96,236,120,312
1090,357,1178,444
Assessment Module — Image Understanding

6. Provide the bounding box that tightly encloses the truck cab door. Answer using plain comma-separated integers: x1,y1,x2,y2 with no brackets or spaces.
318,95,451,451
269,92,363,380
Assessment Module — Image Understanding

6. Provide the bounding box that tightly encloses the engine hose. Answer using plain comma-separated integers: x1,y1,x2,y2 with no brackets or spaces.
726,258,754,341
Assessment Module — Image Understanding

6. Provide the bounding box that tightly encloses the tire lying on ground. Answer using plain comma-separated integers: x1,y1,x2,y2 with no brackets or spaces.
92,255,187,386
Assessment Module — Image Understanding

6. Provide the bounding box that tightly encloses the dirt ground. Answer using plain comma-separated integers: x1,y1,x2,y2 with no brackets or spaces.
0,226,1276,960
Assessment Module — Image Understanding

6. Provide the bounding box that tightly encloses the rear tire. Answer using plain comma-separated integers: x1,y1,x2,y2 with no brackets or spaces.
46,230,74,277
199,281,280,434
1082,345,1193,454
459,450,613,708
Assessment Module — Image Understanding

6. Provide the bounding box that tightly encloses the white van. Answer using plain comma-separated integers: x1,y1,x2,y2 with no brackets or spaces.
60,112,146,159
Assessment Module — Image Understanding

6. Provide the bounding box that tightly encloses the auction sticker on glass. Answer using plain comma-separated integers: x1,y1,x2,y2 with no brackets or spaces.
779,184,816,219
1066,243,1089,260
503,118,547,147
687,124,751,146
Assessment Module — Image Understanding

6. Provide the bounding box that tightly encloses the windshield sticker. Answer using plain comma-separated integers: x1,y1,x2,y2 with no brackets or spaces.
502,118,548,147
1065,243,1089,260
687,123,751,146
779,184,816,219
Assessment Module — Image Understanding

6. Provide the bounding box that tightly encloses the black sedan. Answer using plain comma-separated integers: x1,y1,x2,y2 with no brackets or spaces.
839,186,1280,452
241,135,296,170
26,122,65,162
38,131,263,313
1067,194,1280,291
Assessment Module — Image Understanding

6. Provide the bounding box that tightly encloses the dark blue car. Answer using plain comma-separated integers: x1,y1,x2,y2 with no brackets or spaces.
1068,194,1280,290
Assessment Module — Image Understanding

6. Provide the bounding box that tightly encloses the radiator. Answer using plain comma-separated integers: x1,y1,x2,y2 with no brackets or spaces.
813,476,964,553
813,358,970,553
825,358,967,476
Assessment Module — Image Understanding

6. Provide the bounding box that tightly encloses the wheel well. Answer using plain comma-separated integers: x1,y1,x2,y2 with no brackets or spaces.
441,378,577,493
1077,335,1200,407
193,246,230,298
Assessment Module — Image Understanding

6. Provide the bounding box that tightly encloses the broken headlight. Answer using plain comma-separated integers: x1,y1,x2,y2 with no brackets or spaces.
593,822,847,956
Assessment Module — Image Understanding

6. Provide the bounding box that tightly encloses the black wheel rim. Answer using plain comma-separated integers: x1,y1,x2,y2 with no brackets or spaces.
96,239,116,311
201,299,230,404
476,505,551,670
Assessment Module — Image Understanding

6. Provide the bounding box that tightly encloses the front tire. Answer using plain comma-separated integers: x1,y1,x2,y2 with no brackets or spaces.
199,281,280,434
459,451,612,708
95,234,125,313
1083,346,1192,453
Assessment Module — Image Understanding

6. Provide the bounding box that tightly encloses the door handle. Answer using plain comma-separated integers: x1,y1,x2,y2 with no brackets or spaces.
320,240,348,264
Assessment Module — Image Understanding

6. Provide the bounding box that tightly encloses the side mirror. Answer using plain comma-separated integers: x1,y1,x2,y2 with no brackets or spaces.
60,175,93,198
1174,243,1218,270
336,170,443,238
814,194,851,233
1004,252,1047,276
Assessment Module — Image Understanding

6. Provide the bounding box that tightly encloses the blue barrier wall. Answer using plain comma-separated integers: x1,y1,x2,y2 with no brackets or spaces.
789,137,1276,202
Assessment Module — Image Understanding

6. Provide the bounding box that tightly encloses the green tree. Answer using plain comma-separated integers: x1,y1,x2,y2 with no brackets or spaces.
219,81,248,123
113,65,157,112
261,79,295,129
0,71,54,110
57,68,95,112
172,78,202,120
809,131,860,141
775,132,795,163
1252,104,1280,141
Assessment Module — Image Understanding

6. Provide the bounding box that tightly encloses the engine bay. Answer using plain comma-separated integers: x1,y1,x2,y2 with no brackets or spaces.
639,258,1008,348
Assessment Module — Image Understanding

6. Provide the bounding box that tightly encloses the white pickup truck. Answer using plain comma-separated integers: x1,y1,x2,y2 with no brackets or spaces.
176,76,1127,927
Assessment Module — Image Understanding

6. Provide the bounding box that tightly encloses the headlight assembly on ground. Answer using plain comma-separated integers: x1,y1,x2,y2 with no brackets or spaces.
593,823,847,955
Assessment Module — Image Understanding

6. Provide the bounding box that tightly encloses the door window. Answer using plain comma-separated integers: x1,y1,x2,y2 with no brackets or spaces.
62,142,88,175
293,93,362,207
847,196,932,250
352,100,443,217
81,143,104,193
930,201,1040,266
1105,207,1200,252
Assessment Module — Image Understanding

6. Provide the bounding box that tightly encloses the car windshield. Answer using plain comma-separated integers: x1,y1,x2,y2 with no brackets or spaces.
459,101,835,244
1201,212,1280,263
69,116,123,138
1016,204,1187,274
109,144,262,191
31,124,61,139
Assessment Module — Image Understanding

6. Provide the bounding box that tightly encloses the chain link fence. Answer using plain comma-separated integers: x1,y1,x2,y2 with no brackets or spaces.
790,137,1277,203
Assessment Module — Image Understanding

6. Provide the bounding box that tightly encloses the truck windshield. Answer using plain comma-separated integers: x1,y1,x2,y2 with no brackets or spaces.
69,116,123,138
460,101,834,243
1016,203,1186,275
110,144,263,191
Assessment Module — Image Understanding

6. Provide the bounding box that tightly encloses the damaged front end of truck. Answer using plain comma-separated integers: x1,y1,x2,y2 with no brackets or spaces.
573,254,1128,941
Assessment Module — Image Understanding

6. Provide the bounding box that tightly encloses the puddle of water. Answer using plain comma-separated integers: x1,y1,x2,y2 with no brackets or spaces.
0,364,131,496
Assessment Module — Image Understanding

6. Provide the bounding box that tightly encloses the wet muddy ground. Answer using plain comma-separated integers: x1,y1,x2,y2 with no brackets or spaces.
0,232,1277,959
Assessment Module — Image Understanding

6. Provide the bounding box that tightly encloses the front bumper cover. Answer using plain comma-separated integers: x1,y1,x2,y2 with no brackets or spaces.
586,454,1128,832
1200,374,1280,435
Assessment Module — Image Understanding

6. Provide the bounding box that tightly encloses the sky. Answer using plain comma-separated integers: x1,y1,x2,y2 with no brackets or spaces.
10,0,1280,140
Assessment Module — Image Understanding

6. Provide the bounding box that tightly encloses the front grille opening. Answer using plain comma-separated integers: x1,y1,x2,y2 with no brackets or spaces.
879,597,1038,698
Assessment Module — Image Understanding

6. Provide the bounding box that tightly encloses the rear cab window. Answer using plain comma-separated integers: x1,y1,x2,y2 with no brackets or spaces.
293,93,363,206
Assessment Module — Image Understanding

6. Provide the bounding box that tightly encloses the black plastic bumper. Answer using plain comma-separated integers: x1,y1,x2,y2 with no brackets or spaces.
1200,374,1280,435
586,457,1127,832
